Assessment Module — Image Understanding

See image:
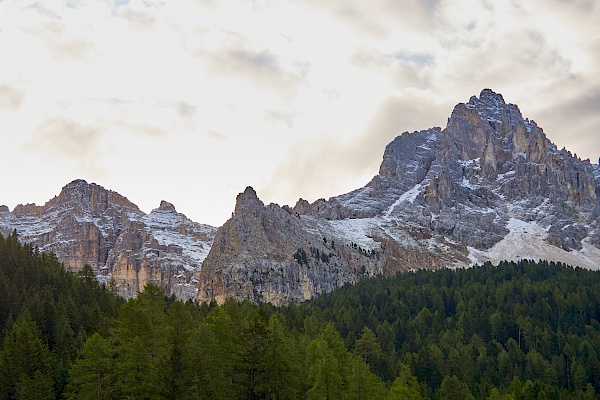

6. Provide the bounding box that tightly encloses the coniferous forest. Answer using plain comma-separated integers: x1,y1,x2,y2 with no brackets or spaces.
0,231,599,399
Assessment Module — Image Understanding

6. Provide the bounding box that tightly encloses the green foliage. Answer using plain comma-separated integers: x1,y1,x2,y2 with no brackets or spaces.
2,232,600,399
64,333,113,400
0,232,122,398
0,311,55,399
387,363,424,400
282,259,600,397
438,375,475,399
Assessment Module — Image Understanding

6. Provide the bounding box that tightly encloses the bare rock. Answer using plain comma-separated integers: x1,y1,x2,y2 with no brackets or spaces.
0,180,216,300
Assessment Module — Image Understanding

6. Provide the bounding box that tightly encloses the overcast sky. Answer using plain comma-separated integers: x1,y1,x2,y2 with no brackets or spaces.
1,0,599,226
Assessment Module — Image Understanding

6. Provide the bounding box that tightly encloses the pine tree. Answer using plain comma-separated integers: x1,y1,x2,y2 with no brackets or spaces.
0,311,55,399
387,363,423,400
65,333,114,400
162,301,195,399
183,307,242,400
438,375,474,400
260,313,302,399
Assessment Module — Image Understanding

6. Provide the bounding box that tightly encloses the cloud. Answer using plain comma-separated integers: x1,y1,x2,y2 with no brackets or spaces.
118,122,166,138
111,0,157,30
266,109,296,128
22,19,92,62
303,0,439,37
350,47,437,91
261,95,449,205
529,85,600,161
206,129,228,141
0,85,24,110
157,100,198,120
27,118,105,175
205,46,306,101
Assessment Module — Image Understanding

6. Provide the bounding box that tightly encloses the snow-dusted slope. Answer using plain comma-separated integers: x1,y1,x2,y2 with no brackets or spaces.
468,218,600,270
0,180,216,300
291,89,600,273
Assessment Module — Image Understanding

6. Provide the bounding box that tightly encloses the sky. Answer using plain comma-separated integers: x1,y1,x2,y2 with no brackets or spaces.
1,0,599,226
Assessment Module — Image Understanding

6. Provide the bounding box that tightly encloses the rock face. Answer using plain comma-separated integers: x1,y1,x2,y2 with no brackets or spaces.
197,187,385,305
198,89,600,304
0,180,216,300
297,89,600,253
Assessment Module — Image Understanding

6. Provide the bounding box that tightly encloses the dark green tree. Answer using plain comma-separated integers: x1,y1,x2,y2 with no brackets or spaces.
65,333,114,400
0,311,55,400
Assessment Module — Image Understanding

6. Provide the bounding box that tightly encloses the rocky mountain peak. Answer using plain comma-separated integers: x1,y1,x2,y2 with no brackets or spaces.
0,180,217,301
53,179,140,214
0,205,8,213
285,89,600,265
233,186,264,216
157,200,176,212
472,88,508,112
198,187,385,305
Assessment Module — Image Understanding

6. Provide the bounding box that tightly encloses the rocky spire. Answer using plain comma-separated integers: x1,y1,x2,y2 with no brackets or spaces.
157,200,177,212
233,186,264,216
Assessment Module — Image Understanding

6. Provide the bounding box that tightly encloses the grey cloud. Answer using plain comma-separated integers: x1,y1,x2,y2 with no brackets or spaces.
440,30,577,95
110,0,157,30
395,52,434,66
350,49,391,70
303,0,439,38
350,49,435,90
266,109,296,128
261,95,449,205
117,8,157,30
0,85,24,110
27,118,105,175
547,0,595,13
158,100,198,120
529,85,600,162
206,47,306,101
176,102,198,119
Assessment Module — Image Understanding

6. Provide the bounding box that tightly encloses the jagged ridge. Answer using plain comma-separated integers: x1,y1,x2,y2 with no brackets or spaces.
0,180,216,300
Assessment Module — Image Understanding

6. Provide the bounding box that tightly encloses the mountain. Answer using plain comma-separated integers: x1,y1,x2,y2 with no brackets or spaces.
0,179,216,300
2,89,599,304
197,89,600,304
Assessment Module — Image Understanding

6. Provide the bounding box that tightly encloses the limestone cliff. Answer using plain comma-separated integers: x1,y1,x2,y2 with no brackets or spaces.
197,187,386,305
0,180,216,300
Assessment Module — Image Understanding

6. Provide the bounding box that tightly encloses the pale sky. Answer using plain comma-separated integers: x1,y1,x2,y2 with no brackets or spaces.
1,0,599,226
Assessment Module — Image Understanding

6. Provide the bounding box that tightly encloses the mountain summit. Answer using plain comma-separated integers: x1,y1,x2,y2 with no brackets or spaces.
0,180,216,300
198,89,600,304
2,90,599,304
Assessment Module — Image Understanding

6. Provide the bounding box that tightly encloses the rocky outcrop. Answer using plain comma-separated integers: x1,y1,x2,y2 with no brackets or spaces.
197,187,386,305
0,180,216,300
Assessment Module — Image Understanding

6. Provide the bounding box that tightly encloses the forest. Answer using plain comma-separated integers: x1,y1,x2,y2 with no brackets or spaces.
0,230,599,399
